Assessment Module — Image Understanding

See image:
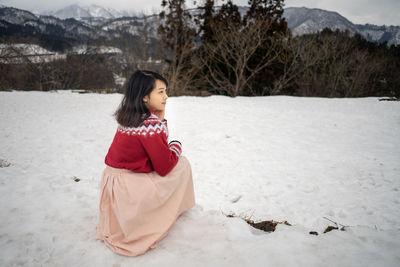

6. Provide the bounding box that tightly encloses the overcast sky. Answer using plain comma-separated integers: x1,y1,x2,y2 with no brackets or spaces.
1,0,399,26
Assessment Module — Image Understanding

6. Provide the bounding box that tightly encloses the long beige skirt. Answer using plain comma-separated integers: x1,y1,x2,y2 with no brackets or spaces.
95,156,195,256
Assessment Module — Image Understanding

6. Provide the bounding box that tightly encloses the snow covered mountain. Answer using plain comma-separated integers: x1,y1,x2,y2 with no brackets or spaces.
355,24,400,46
50,4,398,46
1,5,399,46
0,6,38,25
42,4,136,20
0,5,160,44
0,6,107,41
282,7,400,46
283,7,358,35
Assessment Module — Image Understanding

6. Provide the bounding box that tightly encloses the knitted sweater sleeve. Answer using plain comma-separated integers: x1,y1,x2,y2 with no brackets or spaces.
139,119,182,176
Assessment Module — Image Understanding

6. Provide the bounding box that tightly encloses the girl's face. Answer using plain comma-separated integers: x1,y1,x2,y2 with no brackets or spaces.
143,79,168,112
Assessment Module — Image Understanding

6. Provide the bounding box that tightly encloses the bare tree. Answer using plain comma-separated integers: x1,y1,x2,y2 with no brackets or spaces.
201,20,282,96
0,43,58,90
290,31,385,97
268,34,315,95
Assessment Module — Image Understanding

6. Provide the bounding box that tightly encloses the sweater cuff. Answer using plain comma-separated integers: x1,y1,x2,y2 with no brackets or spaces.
169,140,182,158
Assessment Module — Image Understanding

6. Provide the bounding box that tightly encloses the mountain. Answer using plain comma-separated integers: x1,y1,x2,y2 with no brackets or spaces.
0,6,38,25
1,5,399,48
282,7,400,46
355,24,400,46
59,4,399,46
0,6,115,52
0,6,106,39
283,7,358,35
42,4,136,20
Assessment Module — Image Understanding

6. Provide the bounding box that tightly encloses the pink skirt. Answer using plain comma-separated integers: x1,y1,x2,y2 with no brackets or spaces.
95,156,195,256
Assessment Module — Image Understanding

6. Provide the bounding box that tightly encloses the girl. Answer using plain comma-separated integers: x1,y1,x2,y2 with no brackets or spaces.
95,70,195,256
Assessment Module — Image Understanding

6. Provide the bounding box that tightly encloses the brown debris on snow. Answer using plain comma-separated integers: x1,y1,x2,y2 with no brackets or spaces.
224,212,291,233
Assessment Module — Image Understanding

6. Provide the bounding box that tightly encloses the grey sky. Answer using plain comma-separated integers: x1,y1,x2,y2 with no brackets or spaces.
1,0,399,26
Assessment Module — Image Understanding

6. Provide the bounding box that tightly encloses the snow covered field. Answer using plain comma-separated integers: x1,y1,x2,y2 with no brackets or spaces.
0,91,399,266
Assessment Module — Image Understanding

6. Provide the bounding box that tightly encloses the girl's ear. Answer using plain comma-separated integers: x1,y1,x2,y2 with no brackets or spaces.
143,95,149,103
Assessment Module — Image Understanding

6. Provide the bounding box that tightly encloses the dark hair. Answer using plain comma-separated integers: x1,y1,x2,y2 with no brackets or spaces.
114,70,168,127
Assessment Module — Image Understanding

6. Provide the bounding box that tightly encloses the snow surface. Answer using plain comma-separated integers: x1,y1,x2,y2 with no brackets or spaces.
0,91,399,266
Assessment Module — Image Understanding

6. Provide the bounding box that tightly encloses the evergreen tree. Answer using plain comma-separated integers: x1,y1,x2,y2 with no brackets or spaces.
195,0,287,96
244,0,289,95
195,0,245,95
195,0,215,44
244,0,285,24
214,0,242,29
158,0,197,94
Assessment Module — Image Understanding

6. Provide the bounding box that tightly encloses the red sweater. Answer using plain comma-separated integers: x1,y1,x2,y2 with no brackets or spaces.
105,110,182,176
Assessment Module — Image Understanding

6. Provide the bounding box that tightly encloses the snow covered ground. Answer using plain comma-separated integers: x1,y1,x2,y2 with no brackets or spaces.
0,91,399,266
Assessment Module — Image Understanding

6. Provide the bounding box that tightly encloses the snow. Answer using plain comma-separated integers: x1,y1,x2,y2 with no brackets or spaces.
0,91,399,266
71,45,122,55
112,73,126,86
